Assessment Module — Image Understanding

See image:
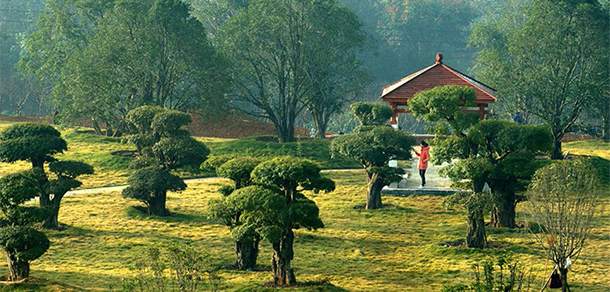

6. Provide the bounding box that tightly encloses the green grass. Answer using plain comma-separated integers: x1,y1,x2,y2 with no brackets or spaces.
1,170,607,291
0,128,359,189
204,136,360,169
563,139,610,160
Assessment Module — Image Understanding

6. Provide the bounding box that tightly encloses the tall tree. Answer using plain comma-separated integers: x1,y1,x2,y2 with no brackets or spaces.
221,0,368,142
469,0,610,159
0,0,46,116
20,0,230,135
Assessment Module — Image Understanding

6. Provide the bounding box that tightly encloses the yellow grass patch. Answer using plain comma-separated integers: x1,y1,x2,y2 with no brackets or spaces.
564,140,610,160
0,171,606,291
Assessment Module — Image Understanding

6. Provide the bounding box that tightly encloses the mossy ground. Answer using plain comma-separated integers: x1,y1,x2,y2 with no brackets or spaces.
0,170,607,291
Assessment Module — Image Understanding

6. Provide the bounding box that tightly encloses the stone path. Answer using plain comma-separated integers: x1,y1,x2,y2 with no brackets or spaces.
383,157,457,196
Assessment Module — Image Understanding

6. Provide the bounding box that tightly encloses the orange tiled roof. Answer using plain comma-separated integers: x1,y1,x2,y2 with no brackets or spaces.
380,54,497,104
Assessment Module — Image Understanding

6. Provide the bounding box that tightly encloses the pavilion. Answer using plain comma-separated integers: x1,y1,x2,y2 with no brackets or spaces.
380,53,497,126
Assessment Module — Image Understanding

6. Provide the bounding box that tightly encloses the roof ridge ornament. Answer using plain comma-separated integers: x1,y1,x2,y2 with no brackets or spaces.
436,53,443,64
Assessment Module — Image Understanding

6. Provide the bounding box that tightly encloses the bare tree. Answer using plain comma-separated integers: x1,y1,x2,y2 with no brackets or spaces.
527,160,602,292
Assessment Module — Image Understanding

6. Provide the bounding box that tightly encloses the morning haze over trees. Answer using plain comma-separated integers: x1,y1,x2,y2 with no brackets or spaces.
0,0,607,291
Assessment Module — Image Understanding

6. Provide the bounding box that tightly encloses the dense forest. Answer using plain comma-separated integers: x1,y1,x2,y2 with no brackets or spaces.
0,0,608,137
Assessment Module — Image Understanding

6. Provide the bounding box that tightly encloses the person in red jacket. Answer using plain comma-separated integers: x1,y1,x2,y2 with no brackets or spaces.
414,140,430,188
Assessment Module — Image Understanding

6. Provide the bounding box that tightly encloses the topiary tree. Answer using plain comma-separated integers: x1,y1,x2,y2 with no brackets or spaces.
0,123,67,169
0,171,50,280
250,157,334,286
44,161,94,228
206,157,263,270
442,191,493,248
410,85,552,228
349,102,393,132
123,106,209,216
408,85,480,137
123,167,187,216
124,106,166,152
0,123,94,229
527,159,602,292
331,126,414,209
437,121,552,228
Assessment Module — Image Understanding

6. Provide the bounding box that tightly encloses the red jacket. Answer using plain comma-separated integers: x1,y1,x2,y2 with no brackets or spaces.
415,146,430,170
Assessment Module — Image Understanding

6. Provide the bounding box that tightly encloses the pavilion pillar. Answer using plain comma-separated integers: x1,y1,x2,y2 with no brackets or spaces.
388,109,400,188
389,103,399,168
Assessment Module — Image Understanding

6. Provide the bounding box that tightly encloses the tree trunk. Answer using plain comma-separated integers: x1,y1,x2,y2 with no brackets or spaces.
560,268,569,292
235,237,260,270
366,174,383,209
7,253,30,281
105,123,114,137
33,164,51,209
551,135,563,160
148,191,170,216
271,229,296,286
312,112,327,139
466,210,487,248
489,192,516,228
602,113,610,142
92,119,103,135
276,125,295,143
42,194,63,229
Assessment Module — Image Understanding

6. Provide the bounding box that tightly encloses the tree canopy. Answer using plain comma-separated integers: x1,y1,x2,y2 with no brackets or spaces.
0,123,66,168
470,0,609,158
20,0,230,135
221,0,368,142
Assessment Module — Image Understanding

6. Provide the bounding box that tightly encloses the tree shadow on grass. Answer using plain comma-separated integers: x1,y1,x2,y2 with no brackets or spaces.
0,270,124,291
350,203,415,213
124,205,214,224
254,279,352,292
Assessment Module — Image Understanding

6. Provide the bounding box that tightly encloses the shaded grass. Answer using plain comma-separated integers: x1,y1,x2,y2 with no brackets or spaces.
2,171,607,291
205,136,360,169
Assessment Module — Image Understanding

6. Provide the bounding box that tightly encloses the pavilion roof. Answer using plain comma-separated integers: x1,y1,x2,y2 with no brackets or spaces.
380,54,497,104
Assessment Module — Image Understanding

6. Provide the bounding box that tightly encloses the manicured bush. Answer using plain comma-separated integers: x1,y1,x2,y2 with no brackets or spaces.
0,171,50,280
251,157,334,285
123,106,209,216
332,126,414,209
0,123,93,229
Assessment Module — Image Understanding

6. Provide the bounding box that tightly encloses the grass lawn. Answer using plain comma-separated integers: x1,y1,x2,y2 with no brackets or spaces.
202,135,360,169
0,127,359,189
2,170,607,291
563,140,610,160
